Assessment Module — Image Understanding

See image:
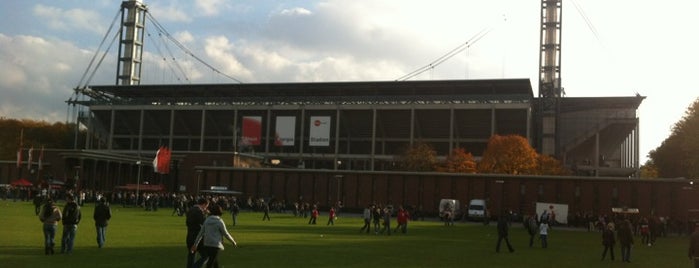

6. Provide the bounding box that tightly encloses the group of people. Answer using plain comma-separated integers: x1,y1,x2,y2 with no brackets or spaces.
358,204,410,236
600,218,635,262
186,197,238,268
497,209,552,253
38,193,112,255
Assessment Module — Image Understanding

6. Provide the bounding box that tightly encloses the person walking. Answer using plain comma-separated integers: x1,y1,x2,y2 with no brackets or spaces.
526,215,538,247
191,205,238,268
186,198,209,268
372,206,382,234
93,197,112,248
640,217,650,246
39,198,62,255
60,194,81,254
495,214,515,253
327,206,336,225
689,224,699,268
308,205,319,225
618,218,634,263
443,207,454,226
261,202,271,221
601,223,616,261
229,201,240,226
380,207,391,236
539,220,550,248
394,206,409,234
359,205,372,234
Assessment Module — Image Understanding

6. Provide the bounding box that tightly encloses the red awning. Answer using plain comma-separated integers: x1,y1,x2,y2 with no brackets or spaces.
11,178,33,187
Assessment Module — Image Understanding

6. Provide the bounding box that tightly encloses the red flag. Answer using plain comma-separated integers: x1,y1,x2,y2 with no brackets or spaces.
16,129,23,168
159,147,171,174
153,146,172,174
27,146,34,169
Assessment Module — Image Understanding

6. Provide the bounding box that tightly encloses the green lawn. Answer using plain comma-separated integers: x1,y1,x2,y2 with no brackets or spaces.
0,199,692,267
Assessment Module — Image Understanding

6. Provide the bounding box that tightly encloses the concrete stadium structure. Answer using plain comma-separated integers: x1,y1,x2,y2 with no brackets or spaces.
8,0,695,222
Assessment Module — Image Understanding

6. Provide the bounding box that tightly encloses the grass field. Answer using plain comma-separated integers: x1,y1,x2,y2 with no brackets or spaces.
0,199,692,268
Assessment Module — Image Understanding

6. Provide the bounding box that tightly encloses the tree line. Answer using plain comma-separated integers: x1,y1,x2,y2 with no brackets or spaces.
647,98,699,179
396,134,570,176
0,118,77,160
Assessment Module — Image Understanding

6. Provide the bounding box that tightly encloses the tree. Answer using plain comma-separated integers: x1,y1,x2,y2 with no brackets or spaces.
478,134,538,175
535,154,570,176
398,142,438,172
639,160,659,179
437,147,477,173
650,98,699,179
0,118,77,160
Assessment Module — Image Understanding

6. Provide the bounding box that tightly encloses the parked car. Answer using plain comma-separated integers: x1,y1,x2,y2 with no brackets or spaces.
467,199,488,222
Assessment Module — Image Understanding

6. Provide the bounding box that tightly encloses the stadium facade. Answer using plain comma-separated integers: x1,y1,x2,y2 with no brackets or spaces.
8,0,690,220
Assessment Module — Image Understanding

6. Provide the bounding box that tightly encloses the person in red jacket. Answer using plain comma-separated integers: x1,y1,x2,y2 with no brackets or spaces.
327,207,336,225
308,205,319,225
394,206,410,234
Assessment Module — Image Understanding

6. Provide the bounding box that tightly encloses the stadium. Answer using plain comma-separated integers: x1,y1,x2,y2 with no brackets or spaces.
4,0,696,222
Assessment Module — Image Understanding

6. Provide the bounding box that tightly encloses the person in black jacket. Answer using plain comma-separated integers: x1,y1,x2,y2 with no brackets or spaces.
601,223,616,261
496,213,515,253
618,218,634,263
186,198,209,268
93,197,112,248
60,194,81,254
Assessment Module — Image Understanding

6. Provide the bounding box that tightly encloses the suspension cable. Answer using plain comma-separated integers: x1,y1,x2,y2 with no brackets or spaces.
396,27,493,81
76,9,121,88
146,12,243,83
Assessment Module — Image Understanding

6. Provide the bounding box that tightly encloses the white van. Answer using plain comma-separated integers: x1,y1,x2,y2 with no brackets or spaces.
467,199,488,221
439,199,461,219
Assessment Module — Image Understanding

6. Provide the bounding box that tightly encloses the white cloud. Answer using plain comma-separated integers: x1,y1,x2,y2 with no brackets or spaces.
149,3,192,23
196,0,228,16
280,7,312,16
173,31,195,44
203,36,253,82
33,4,106,35
0,33,96,121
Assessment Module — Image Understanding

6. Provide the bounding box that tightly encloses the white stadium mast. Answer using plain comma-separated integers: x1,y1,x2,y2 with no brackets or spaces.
116,0,148,85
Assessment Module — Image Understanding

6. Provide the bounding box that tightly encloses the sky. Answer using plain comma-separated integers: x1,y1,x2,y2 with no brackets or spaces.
1,0,698,164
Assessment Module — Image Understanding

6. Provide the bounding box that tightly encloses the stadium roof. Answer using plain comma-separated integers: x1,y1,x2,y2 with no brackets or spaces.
78,79,534,106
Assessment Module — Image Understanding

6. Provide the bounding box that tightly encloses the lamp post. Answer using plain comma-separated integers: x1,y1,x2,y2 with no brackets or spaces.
136,160,142,204
196,170,203,197
334,174,343,206
496,179,505,216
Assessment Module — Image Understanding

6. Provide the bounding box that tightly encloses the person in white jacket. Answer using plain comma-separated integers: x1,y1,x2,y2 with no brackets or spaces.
191,204,237,268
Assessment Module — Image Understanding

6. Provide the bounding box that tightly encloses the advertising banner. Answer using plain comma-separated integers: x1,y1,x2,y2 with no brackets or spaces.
309,116,331,146
242,116,262,145
274,116,296,146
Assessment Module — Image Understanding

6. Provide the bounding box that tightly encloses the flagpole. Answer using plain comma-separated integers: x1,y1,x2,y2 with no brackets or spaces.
17,129,24,179
37,146,44,188
136,160,142,207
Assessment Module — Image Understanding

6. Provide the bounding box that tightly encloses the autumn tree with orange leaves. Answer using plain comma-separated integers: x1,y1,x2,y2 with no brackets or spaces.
478,134,538,175
397,136,569,175
436,147,477,173
398,142,438,171
535,154,571,175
